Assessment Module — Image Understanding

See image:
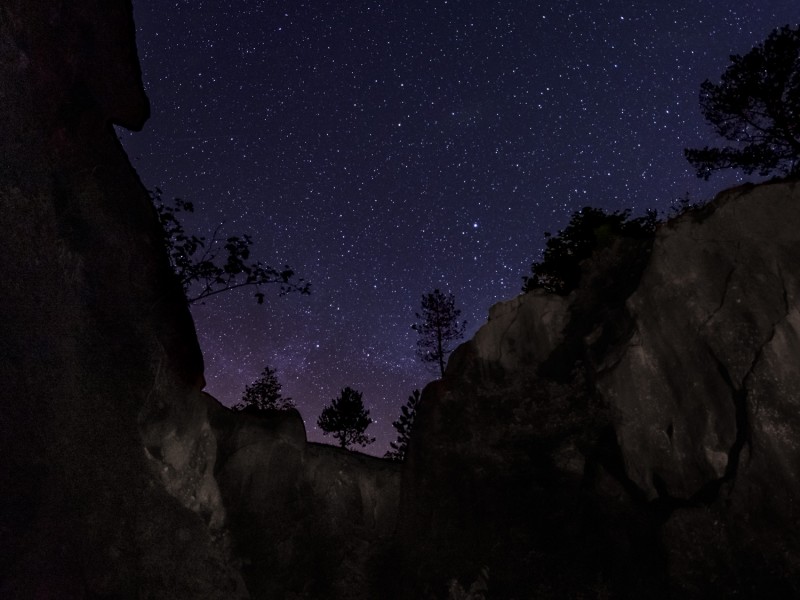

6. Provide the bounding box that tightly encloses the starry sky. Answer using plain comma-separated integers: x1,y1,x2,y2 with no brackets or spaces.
119,0,798,455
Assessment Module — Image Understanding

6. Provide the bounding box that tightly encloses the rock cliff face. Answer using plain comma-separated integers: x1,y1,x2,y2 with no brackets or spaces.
397,181,800,598
4,3,800,599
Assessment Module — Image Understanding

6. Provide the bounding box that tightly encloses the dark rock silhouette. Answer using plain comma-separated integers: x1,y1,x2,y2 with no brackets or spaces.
0,3,399,599
0,1,244,598
3,3,800,599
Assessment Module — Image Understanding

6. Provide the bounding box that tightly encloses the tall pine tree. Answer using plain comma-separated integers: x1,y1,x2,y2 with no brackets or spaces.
412,289,467,377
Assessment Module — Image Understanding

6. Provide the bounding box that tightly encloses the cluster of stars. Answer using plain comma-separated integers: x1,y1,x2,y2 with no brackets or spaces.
120,0,796,454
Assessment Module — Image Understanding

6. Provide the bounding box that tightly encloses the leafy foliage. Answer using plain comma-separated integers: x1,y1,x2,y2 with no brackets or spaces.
412,289,467,378
151,188,310,304
685,25,800,179
522,207,657,296
384,389,421,462
233,366,295,413
317,387,375,449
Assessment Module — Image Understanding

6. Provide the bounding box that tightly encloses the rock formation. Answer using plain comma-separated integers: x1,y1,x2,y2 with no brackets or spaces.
3,2,800,599
396,180,800,598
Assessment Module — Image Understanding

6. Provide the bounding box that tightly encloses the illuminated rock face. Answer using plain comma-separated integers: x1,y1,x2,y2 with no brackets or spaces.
398,181,800,599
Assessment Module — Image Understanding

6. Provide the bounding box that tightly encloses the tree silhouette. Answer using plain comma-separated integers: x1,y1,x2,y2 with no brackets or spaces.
151,188,310,305
685,25,800,180
317,387,375,449
233,366,295,413
522,207,657,296
412,289,467,378
384,389,421,462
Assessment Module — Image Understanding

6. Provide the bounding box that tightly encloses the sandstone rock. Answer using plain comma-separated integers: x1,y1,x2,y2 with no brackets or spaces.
469,291,571,374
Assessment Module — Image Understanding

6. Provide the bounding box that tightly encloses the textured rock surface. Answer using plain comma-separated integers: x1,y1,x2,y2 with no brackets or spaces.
396,181,800,599
606,181,800,596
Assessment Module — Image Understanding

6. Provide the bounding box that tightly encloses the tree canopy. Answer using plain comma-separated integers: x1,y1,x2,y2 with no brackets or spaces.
412,289,467,378
685,25,800,180
317,387,375,450
384,389,421,462
522,207,657,296
233,366,295,413
151,189,310,305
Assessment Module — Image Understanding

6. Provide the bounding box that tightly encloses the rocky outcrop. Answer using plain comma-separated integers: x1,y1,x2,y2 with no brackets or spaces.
396,180,800,598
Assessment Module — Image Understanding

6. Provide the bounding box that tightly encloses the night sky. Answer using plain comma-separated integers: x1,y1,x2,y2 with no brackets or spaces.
119,1,798,455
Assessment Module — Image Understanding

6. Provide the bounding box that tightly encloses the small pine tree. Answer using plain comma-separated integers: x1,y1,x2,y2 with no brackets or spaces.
384,389,421,462
317,387,375,450
233,366,295,412
412,289,467,378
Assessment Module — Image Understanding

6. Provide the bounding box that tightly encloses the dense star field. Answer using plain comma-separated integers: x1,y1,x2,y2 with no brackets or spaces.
119,1,798,455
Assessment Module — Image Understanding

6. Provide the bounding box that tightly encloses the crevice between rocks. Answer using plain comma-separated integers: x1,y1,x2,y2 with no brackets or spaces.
649,287,790,517
630,344,752,518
